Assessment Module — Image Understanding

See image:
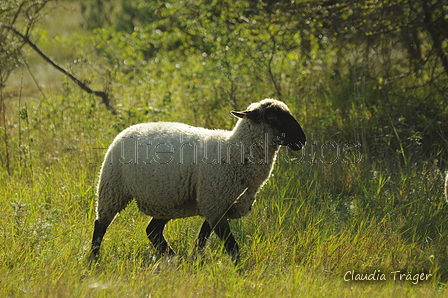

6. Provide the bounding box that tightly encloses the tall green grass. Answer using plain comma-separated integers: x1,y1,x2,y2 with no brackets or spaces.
1,1,447,295
1,84,447,297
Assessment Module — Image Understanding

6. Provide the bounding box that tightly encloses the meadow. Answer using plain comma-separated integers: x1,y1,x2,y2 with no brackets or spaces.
1,0,448,297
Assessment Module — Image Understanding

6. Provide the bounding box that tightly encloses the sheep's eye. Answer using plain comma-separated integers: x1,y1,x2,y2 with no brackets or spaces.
266,115,276,122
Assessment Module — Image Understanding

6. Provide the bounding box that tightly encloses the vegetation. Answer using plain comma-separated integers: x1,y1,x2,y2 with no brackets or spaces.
1,0,447,296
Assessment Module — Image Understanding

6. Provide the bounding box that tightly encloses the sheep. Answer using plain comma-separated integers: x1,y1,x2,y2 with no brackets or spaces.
89,98,306,264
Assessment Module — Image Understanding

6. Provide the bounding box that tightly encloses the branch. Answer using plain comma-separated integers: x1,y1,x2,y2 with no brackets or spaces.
267,33,282,99
417,1,448,77
1,23,116,114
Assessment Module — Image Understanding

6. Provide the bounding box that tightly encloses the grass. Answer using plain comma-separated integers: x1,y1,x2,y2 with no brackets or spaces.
1,1,448,296
1,92,447,297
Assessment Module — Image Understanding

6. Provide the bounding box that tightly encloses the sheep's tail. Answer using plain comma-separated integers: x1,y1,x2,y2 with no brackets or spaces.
445,173,448,203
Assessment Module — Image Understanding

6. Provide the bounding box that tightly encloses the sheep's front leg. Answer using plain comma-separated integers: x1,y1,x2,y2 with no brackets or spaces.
214,219,240,264
196,220,212,251
146,218,176,256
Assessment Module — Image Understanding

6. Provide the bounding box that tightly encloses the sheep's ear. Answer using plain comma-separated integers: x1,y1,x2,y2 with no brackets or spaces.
231,110,259,120
231,111,249,119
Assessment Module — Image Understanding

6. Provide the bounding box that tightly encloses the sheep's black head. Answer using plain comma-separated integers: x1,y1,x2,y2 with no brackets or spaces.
231,99,306,151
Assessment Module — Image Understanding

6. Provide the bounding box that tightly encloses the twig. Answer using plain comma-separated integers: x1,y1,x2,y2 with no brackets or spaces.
212,187,249,231
1,23,116,114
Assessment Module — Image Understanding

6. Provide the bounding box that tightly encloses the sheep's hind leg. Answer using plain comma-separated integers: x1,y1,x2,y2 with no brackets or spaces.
89,219,109,262
213,219,240,264
146,218,176,256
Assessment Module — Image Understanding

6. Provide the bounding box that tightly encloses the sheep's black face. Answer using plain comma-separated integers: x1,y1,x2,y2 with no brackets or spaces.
264,107,306,151
231,100,306,151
